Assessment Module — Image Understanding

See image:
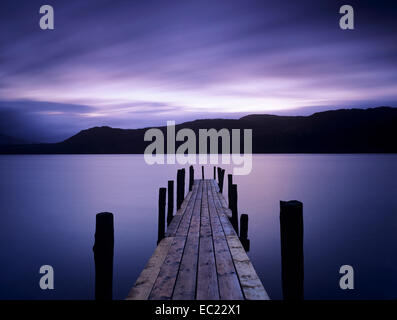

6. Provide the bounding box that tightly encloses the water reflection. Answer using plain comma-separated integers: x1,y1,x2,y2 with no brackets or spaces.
0,154,395,299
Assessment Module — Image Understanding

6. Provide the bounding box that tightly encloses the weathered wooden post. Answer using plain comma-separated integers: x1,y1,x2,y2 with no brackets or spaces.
213,166,216,180
240,214,248,239
218,169,225,193
227,174,233,209
189,165,194,191
280,200,304,300
176,169,183,210
217,167,221,186
181,168,185,203
239,214,250,252
167,181,174,226
230,184,239,234
202,166,204,180
93,212,114,300
158,188,166,244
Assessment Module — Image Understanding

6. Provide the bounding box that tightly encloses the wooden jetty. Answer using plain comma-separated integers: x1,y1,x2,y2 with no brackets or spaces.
126,177,270,300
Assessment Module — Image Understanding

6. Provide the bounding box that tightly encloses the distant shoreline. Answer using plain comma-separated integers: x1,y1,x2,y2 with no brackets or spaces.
1,107,396,154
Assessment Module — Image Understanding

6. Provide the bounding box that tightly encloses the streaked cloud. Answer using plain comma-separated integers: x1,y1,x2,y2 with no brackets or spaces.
0,0,396,141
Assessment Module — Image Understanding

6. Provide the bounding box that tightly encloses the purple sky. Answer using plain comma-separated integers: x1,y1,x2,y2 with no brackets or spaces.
1,0,397,142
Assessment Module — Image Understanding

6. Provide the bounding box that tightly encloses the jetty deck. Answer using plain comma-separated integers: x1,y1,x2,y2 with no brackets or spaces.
127,179,269,300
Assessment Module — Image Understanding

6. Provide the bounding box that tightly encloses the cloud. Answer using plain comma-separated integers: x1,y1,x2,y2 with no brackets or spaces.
0,0,397,140
0,99,196,142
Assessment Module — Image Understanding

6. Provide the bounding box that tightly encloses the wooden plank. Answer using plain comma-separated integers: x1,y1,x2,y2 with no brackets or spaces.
197,180,219,299
206,181,224,239
218,211,237,237
165,214,182,237
165,181,197,237
209,180,269,299
209,180,237,237
172,181,202,299
176,180,202,237
126,237,173,300
227,235,270,300
148,236,186,300
213,236,244,300
187,181,202,237
213,179,220,192
172,234,199,299
196,235,220,300
211,180,232,218
213,186,235,234
217,182,229,208
176,190,193,215
206,181,244,300
200,180,212,238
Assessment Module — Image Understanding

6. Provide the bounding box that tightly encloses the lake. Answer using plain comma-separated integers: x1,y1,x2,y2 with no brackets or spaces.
0,154,396,299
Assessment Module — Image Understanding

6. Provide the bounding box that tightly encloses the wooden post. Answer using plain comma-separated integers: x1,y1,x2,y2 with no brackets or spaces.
218,169,225,193
158,188,166,244
217,167,221,186
227,174,233,209
201,166,204,180
167,181,174,226
240,214,248,239
230,184,239,234
189,165,194,191
280,200,304,300
239,214,250,252
213,166,216,180
181,168,185,203
177,169,183,210
93,212,114,300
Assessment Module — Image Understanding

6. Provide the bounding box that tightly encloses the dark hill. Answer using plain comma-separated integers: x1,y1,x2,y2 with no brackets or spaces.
1,107,396,154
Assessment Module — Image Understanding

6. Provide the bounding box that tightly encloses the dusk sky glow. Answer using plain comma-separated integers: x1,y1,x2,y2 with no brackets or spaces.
1,0,397,141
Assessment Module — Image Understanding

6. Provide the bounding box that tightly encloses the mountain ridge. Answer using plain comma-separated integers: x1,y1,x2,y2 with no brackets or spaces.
0,107,396,154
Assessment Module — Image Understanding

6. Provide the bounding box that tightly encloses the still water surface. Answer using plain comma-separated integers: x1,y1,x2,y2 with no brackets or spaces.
0,154,396,299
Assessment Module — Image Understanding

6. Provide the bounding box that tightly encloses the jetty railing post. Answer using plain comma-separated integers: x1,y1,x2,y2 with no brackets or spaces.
176,169,183,210
202,166,204,180
217,167,221,186
222,169,226,193
213,166,216,180
239,214,250,252
189,165,194,191
167,181,174,226
93,212,114,300
158,188,167,244
227,174,233,209
181,168,185,203
218,169,225,193
280,200,304,300
240,214,248,239
230,184,239,234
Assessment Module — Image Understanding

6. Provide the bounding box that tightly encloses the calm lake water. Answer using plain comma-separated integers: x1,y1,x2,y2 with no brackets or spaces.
0,154,396,300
